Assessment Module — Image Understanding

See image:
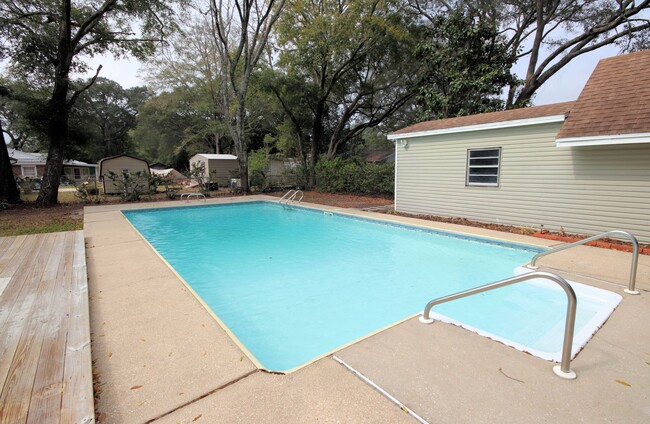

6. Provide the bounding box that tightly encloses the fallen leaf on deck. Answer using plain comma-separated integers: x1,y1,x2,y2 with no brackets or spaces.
193,414,202,422
615,379,631,387
130,385,143,390
108,352,112,358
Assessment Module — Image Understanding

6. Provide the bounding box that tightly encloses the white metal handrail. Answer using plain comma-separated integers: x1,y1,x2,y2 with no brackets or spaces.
279,189,303,206
278,189,296,204
289,190,303,203
419,271,578,379
528,230,639,295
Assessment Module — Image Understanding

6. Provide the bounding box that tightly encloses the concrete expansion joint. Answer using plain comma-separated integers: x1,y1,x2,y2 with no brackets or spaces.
85,238,144,249
332,356,429,424
144,369,259,423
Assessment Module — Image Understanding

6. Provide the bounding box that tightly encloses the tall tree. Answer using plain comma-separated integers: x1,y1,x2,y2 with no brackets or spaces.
0,78,51,151
207,0,287,192
131,89,209,168
415,9,517,119
145,17,229,155
0,0,184,205
409,0,650,107
73,77,149,161
274,0,419,185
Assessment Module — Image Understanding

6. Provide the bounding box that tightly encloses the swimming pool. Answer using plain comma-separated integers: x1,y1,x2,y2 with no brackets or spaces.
124,201,621,372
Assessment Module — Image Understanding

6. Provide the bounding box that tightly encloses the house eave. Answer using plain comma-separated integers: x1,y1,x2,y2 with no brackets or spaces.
555,132,650,147
388,114,567,141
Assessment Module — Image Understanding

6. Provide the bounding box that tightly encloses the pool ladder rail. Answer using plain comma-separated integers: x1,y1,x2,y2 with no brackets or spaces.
420,271,579,380
527,230,640,295
420,229,641,380
278,189,303,207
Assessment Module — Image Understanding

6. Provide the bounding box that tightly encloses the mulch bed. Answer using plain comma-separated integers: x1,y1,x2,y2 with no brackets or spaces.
393,211,650,255
266,190,393,209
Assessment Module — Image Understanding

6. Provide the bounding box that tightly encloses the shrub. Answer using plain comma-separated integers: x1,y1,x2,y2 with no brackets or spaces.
248,150,270,191
315,157,394,195
188,162,212,196
107,170,149,201
74,180,100,203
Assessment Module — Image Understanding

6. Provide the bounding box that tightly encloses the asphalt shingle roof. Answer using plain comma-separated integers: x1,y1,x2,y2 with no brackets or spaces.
557,49,650,139
391,102,574,136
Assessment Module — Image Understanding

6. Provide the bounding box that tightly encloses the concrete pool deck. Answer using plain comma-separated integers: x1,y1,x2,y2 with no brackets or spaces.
85,195,650,423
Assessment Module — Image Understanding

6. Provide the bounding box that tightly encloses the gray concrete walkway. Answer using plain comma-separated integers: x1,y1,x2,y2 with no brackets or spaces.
85,196,650,423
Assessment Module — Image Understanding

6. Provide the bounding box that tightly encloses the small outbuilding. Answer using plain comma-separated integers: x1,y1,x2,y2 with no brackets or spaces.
189,154,239,187
388,50,650,243
99,154,150,194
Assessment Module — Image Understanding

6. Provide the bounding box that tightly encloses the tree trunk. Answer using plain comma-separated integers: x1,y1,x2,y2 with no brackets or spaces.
0,119,21,204
309,101,326,188
513,79,542,108
238,155,249,193
36,0,72,206
36,104,69,206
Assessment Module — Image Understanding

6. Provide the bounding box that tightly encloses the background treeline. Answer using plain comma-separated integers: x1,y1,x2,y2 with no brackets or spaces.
2,0,649,203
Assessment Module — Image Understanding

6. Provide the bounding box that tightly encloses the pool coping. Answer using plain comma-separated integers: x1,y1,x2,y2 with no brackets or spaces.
84,194,650,423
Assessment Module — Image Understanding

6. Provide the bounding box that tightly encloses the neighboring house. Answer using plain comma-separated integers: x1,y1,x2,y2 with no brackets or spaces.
9,148,97,182
388,50,650,243
99,154,150,194
189,154,239,187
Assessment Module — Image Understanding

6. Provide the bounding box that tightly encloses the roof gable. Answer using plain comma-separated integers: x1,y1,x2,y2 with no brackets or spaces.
557,50,650,140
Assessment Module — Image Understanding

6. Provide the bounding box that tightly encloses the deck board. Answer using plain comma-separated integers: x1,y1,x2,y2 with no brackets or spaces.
0,232,94,424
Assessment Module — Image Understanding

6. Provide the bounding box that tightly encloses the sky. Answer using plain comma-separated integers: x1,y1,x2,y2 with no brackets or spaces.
81,43,621,106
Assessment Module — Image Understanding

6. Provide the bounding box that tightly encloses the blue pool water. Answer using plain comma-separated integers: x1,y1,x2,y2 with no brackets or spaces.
124,202,611,372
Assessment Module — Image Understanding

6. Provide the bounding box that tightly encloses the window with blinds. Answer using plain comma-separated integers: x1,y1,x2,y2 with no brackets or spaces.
466,148,501,186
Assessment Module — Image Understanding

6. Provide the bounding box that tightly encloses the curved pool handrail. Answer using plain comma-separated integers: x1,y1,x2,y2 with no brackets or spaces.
419,271,578,380
279,189,296,204
528,230,639,295
279,189,303,207
290,190,304,203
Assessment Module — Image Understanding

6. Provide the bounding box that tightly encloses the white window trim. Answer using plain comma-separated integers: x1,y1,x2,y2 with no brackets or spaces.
466,147,501,187
21,165,37,178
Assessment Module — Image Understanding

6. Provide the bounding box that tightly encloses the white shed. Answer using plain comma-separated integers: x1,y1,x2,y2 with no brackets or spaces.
98,154,150,194
189,154,239,187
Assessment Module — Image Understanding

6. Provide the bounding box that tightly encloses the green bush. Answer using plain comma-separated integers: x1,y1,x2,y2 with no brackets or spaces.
315,157,394,195
107,170,149,201
248,149,270,190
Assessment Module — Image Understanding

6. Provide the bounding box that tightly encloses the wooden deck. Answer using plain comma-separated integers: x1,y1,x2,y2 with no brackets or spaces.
0,231,94,424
